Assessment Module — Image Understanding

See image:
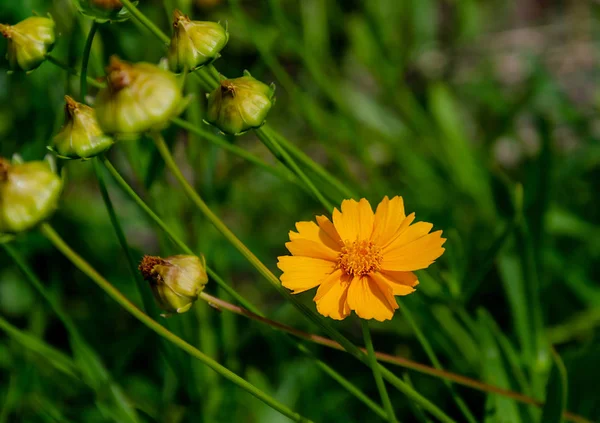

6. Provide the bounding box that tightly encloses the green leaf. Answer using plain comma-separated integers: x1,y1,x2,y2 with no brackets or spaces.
540,350,568,423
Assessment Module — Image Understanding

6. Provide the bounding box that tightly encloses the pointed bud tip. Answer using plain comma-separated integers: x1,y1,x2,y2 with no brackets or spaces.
139,255,166,281
172,9,189,27
0,157,10,181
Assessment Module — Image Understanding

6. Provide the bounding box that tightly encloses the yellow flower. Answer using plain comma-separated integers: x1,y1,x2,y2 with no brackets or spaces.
277,196,446,321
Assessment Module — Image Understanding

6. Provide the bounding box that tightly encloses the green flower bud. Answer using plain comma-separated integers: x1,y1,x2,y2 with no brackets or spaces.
0,17,55,72
0,157,62,234
205,72,275,135
95,56,184,139
139,254,208,316
167,9,228,73
50,96,114,160
73,0,134,23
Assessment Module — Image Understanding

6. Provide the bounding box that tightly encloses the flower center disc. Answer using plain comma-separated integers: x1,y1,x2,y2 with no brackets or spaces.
338,240,382,276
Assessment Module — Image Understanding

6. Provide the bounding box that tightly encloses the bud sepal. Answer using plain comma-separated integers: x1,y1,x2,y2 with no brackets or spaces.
73,0,135,23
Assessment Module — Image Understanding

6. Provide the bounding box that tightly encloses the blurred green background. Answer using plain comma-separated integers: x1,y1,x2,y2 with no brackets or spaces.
1,0,599,422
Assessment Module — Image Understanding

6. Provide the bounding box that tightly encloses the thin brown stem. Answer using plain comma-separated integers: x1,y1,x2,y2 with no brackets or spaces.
199,292,592,423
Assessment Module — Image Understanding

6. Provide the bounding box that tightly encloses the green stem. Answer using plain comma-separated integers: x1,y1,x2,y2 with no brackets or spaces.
170,117,305,191
120,0,170,45
38,223,311,423
267,127,358,199
256,127,334,211
398,301,477,423
80,21,99,102
92,157,153,310
151,131,455,423
361,320,397,423
45,54,105,89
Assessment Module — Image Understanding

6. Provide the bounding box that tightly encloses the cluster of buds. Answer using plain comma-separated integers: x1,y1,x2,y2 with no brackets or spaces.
168,9,228,73
50,96,114,160
206,72,276,135
95,56,186,139
0,16,55,72
74,0,132,23
139,254,208,316
0,156,62,234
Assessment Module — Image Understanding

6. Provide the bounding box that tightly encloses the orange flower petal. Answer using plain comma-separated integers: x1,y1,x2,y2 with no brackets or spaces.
290,220,342,251
380,213,416,250
277,256,336,294
346,275,398,321
371,196,406,246
332,199,374,242
315,215,343,247
285,238,339,261
381,230,446,271
314,270,351,320
371,271,417,296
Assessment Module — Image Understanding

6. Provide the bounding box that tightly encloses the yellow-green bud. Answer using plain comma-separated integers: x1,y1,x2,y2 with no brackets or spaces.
0,17,55,72
167,9,228,73
139,254,208,316
0,157,62,234
50,96,114,160
206,72,275,135
73,0,132,23
95,56,184,139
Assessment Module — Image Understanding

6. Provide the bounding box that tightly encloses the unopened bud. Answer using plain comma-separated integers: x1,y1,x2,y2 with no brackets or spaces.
95,56,184,139
0,157,62,234
0,17,55,72
206,71,275,135
50,96,114,160
167,10,228,73
139,254,208,315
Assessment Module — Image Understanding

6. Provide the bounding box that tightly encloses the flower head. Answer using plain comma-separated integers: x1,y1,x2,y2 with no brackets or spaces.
277,196,446,321
95,56,184,139
139,254,208,316
0,17,55,72
0,156,62,234
50,96,114,160
167,9,228,73
205,72,275,135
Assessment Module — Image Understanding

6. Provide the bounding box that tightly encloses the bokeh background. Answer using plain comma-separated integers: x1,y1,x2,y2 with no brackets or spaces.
1,0,599,422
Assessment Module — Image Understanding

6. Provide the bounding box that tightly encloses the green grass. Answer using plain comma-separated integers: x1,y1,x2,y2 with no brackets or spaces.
1,0,599,422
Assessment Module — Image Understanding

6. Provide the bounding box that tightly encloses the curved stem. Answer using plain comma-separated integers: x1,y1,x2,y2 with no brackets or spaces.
39,223,312,423
80,21,99,103
170,117,306,192
361,320,397,423
256,127,334,211
120,0,170,45
45,54,105,89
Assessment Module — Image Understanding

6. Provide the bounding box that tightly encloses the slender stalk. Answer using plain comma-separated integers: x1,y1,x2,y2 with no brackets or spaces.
39,223,312,423
102,155,387,418
151,131,455,423
170,117,305,191
256,127,334,210
45,55,105,89
398,301,477,423
361,320,397,423
120,0,170,45
80,21,99,102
